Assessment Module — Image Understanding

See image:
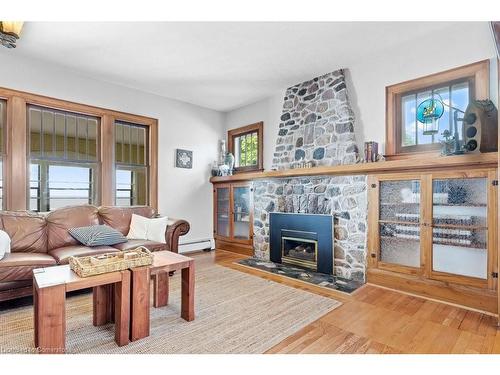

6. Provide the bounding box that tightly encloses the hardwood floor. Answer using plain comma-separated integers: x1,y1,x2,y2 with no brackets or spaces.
212,249,500,354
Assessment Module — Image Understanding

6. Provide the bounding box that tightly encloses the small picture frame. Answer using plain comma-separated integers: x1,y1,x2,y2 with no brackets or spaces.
175,149,193,169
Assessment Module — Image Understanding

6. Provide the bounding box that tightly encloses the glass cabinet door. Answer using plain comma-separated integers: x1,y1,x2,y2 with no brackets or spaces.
431,177,488,280
379,179,421,268
216,187,230,238
232,186,251,240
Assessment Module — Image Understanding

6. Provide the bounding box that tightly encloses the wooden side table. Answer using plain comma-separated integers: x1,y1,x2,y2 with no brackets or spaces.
33,265,131,354
130,251,195,341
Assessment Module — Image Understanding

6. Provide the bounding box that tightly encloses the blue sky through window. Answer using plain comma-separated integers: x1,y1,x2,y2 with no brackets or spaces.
402,81,469,147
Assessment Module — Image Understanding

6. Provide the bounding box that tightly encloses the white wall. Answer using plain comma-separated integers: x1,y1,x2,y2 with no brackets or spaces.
0,52,225,248
225,22,498,162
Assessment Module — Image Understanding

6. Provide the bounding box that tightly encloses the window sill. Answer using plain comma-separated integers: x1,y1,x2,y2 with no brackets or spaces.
384,150,442,161
233,168,264,174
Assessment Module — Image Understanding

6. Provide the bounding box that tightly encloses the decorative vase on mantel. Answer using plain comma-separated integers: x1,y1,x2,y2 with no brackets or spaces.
218,140,227,165
224,152,235,175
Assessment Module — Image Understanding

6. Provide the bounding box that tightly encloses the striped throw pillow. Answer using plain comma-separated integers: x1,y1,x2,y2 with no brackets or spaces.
69,225,128,247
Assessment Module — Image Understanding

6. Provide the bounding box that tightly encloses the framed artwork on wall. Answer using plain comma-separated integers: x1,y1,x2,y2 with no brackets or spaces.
175,149,193,169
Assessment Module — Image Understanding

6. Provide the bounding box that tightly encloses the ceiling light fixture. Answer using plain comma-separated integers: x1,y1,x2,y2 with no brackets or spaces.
0,21,24,48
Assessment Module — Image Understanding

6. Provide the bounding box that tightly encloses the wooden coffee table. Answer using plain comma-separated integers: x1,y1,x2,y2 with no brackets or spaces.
33,265,131,354
129,251,195,341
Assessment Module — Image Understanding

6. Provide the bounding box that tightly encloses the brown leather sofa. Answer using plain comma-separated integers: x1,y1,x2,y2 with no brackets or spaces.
0,205,190,302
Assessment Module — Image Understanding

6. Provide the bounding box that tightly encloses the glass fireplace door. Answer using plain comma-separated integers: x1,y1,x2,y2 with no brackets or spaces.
281,234,318,271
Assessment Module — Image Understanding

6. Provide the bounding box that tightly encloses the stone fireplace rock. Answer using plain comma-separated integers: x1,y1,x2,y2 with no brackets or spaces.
251,69,368,282
253,175,367,282
272,69,358,170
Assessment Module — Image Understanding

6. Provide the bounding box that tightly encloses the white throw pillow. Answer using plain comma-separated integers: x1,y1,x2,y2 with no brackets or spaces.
127,214,149,240
127,214,169,244
0,230,11,260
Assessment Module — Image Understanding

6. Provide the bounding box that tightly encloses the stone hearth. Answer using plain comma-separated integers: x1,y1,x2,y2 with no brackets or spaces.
238,258,363,294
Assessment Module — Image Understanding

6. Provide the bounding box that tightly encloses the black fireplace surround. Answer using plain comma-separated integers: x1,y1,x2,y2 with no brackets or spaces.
270,213,334,275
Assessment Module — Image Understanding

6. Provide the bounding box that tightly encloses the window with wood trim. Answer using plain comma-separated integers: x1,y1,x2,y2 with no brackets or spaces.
386,60,489,157
228,122,263,173
0,99,5,209
0,86,157,212
28,105,99,211
114,121,149,206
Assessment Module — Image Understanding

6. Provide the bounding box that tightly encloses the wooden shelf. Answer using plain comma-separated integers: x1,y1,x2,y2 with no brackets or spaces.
433,240,487,250
433,203,487,207
381,235,486,249
210,152,497,183
379,220,487,230
380,202,419,205
432,223,487,230
380,235,420,243
379,220,419,225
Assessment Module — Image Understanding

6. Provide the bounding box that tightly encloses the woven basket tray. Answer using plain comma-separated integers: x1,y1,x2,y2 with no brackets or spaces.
69,246,154,278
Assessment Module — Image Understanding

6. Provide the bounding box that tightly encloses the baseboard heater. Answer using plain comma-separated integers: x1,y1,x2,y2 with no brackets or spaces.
178,238,214,254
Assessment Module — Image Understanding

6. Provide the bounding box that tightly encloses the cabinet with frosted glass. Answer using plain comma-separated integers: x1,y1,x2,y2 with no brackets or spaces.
213,182,254,255
367,169,498,313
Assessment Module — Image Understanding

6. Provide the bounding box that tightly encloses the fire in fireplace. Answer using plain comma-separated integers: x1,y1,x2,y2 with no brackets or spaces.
270,213,333,275
281,230,318,271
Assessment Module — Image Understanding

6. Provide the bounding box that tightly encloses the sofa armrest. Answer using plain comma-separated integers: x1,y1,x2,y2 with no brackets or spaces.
164,218,190,253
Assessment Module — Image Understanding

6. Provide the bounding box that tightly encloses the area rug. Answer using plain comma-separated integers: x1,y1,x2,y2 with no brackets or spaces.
0,262,341,354
237,258,363,294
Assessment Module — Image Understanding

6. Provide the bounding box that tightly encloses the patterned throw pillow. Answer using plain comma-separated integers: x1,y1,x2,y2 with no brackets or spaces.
69,225,128,247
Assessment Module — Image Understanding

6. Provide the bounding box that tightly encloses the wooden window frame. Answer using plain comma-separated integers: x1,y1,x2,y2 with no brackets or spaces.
0,99,6,210
386,60,490,159
227,121,263,173
0,86,158,211
114,121,150,207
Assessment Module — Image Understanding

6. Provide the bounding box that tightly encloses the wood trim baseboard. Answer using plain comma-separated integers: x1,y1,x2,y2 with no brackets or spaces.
367,282,498,317
367,268,497,314
215,239,253,256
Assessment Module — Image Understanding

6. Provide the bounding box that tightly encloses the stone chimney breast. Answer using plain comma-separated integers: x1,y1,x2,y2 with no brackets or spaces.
272,69,358,170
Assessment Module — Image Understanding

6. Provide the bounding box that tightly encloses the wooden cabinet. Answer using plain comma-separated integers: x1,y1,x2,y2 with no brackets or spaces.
368,169,498,313
213,182,253,255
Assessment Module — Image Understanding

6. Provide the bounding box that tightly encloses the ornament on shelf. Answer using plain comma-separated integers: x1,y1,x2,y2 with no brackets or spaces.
224,152,235,175
218,140,227,165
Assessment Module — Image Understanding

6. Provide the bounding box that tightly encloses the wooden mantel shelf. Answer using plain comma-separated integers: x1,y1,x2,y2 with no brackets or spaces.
210,152,498,183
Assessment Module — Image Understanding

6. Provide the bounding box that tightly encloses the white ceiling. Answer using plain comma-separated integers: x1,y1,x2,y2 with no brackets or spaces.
6,22,469,112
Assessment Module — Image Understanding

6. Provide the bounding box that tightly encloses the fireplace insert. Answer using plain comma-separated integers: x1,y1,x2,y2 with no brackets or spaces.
270,213,333,275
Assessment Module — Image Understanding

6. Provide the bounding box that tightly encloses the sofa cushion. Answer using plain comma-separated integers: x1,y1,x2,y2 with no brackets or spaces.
48,245,120,265
69,225,127,246
112,239,166,252
0,280,32,292
0,253,57,282
46,205,100,251
0,211,47,253
99,206,156,235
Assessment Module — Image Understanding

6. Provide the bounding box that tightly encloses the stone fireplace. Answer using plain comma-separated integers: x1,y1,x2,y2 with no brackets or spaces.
252,69,368,282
